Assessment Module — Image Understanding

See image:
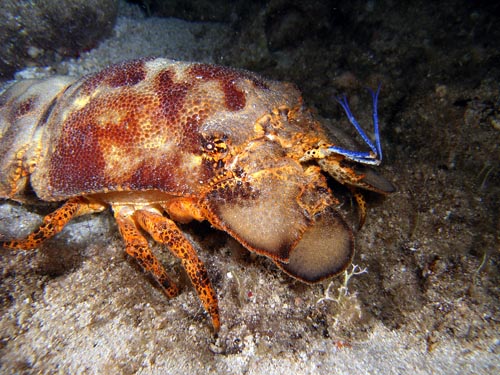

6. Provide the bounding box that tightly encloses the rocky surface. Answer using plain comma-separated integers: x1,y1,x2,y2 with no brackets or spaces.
0,0,118,78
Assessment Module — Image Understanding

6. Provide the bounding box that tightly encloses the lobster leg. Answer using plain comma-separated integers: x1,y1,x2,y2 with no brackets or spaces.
133,208,220,333
1,197,106,250
114,208,179,299
351,188,367,230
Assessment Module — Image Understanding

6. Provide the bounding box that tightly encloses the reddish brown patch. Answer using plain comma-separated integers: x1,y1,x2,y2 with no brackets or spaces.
180,111,209,153
80,59,149,95
155,69,190,123
154,69,210,153
47,90,146,196
14,97,35,117
98,91,148,149
125,154,180,192
189,64,268,111
49,121,106,196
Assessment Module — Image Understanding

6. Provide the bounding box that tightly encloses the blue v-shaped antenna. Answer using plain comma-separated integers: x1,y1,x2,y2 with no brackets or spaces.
327,84,383,165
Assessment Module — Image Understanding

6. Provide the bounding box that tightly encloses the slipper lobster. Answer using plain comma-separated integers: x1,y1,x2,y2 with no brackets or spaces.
0,58,394,333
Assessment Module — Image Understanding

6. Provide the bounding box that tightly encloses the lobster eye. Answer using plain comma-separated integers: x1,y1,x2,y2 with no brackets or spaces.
201,135,229,166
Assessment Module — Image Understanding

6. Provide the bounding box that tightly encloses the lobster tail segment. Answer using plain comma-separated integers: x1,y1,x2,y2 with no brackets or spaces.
0,76,75,201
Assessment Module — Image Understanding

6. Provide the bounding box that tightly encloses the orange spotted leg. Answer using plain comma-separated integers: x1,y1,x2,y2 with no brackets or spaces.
133,209,220,333
351,188,367,230
113,208,179,299
1,197,106,250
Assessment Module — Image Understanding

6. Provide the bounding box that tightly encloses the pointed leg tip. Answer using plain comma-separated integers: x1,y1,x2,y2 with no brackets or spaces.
213,320,221,335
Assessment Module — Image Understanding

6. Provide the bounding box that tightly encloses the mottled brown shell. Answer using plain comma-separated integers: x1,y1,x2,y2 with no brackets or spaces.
32,59,302,200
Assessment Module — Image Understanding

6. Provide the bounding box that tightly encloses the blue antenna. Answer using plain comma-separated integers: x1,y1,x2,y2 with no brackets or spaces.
327,84,383,165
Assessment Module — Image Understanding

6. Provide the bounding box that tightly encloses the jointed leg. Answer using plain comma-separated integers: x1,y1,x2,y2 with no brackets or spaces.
351,189,367,230
1,197,106,250
134,209,220,333
113,208,179,298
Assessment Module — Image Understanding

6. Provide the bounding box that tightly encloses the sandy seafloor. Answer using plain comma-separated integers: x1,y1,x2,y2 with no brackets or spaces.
0,1,499,374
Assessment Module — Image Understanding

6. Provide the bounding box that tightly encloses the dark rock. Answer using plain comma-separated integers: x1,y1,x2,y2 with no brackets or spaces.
128,0,257,22
0,0,118,79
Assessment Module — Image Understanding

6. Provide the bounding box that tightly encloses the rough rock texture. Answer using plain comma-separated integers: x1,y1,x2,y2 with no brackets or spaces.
0,0,499,374
127,0,259,22
0,0,118,78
